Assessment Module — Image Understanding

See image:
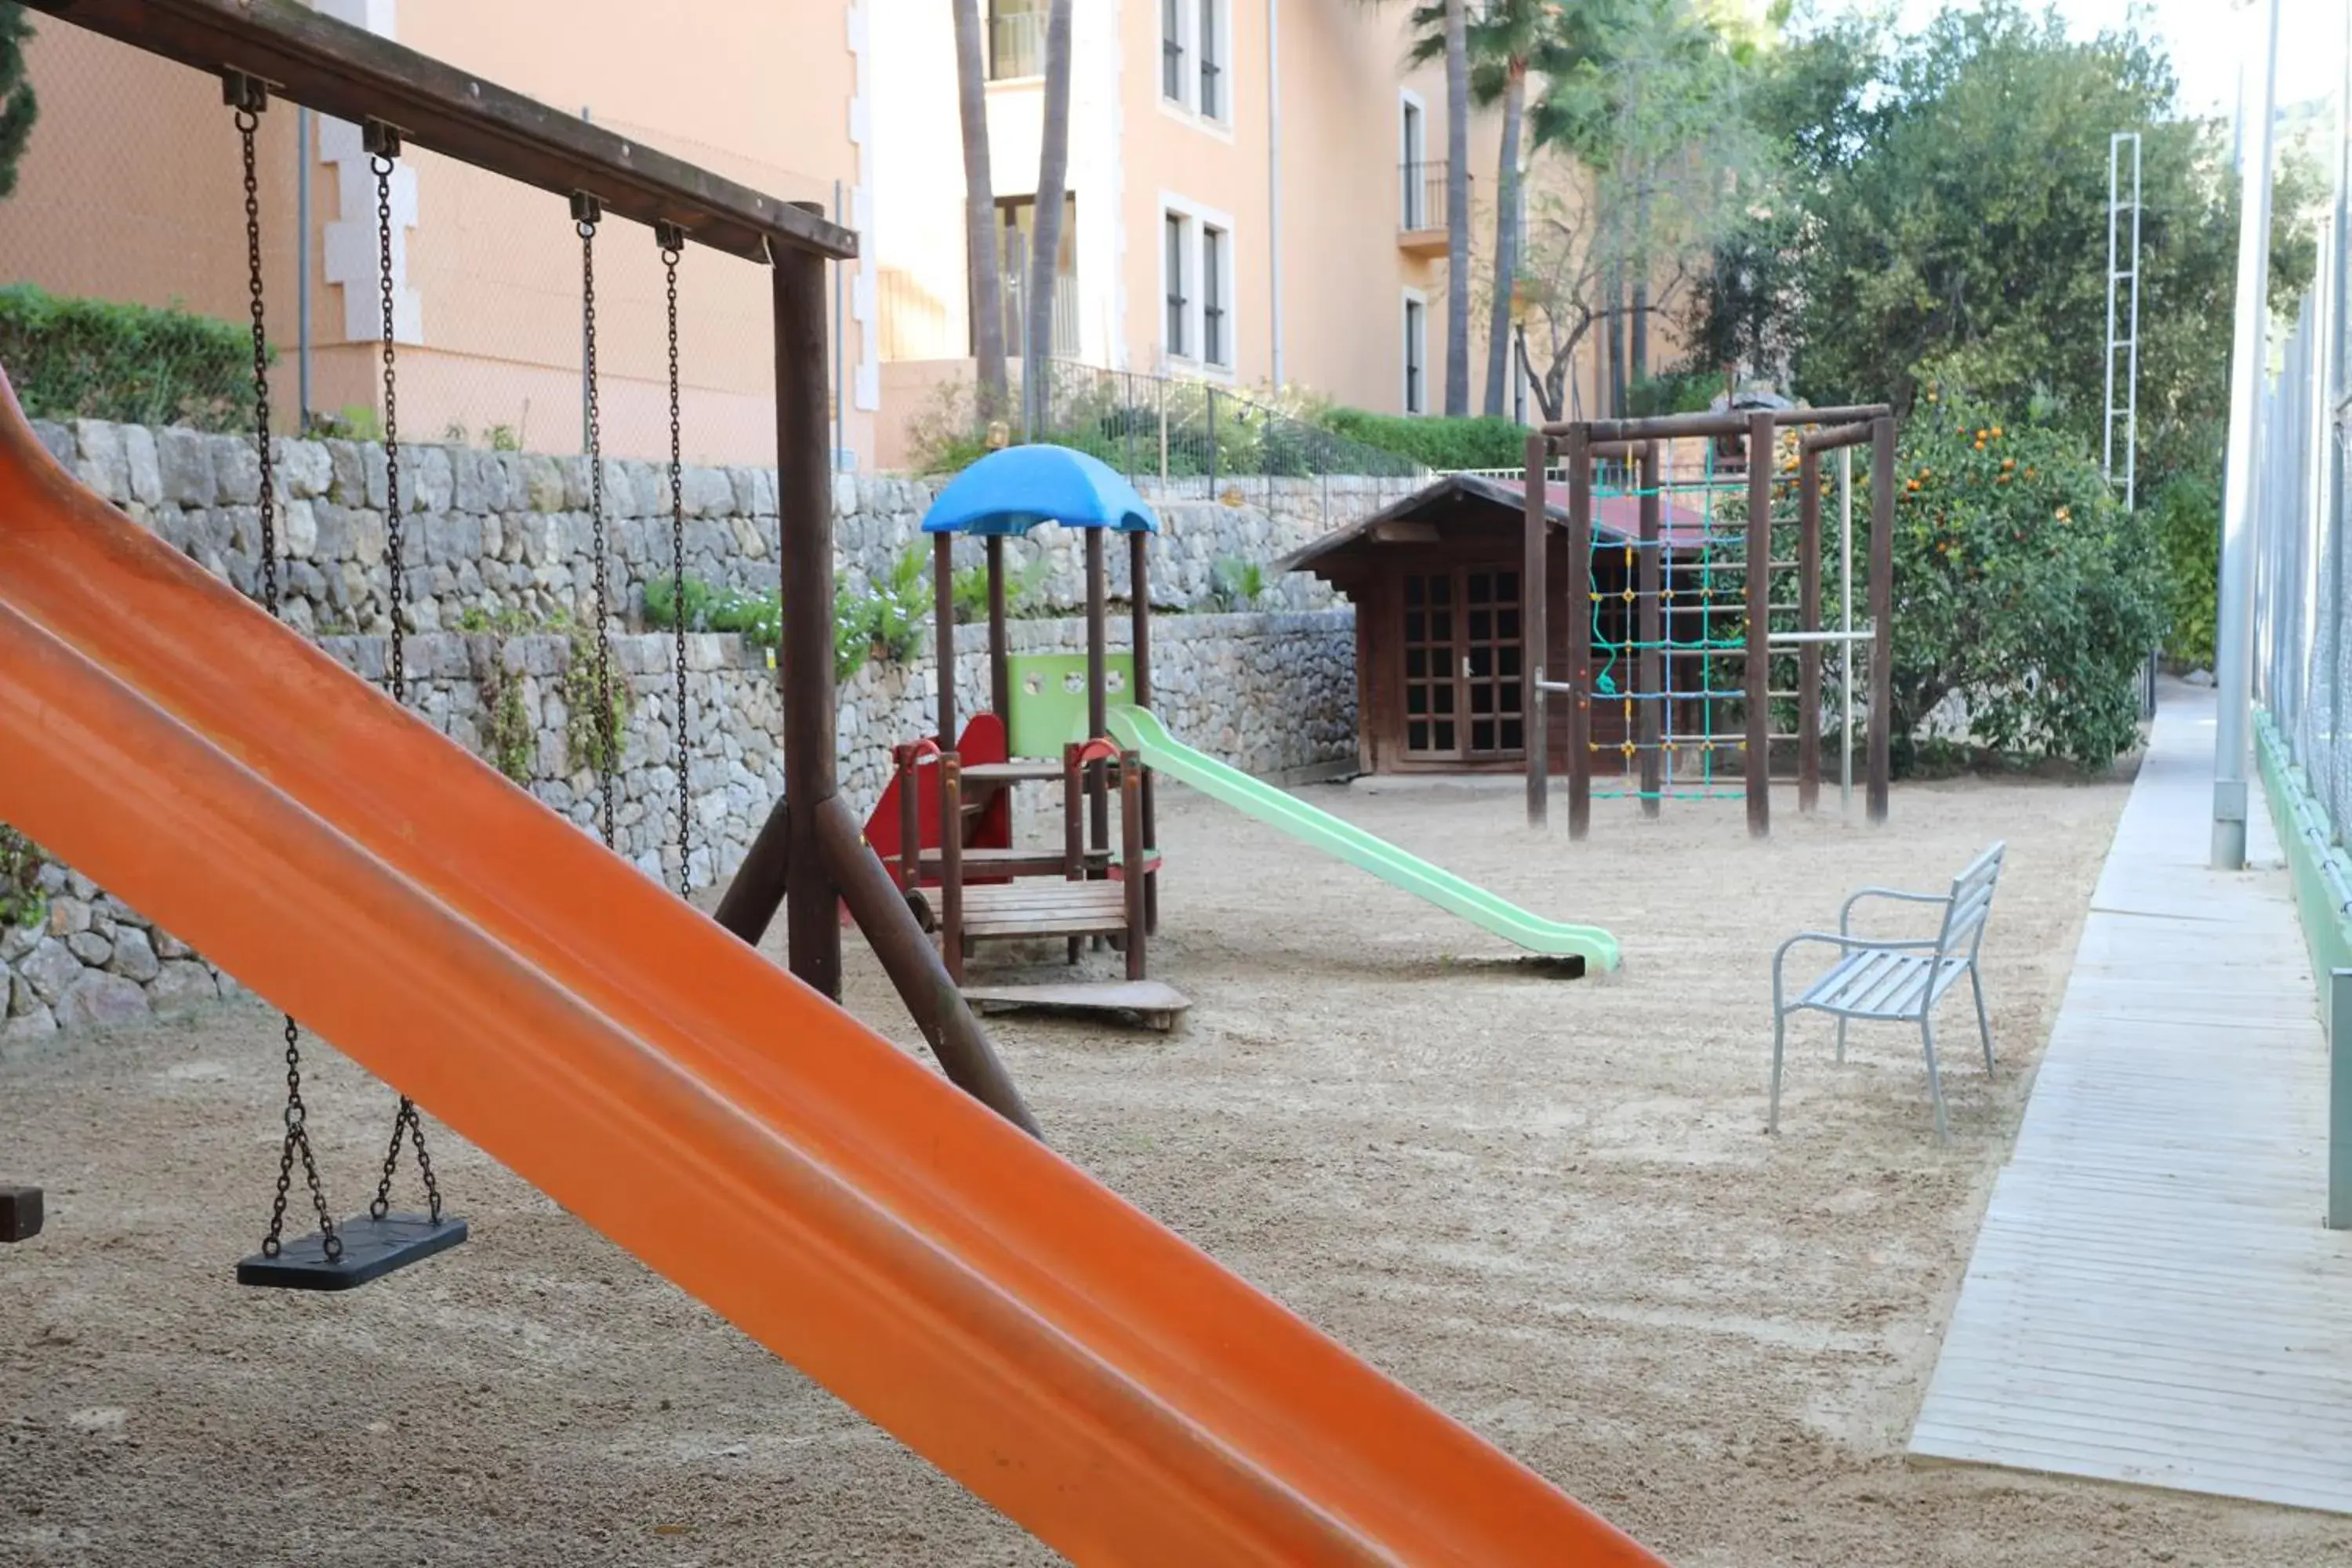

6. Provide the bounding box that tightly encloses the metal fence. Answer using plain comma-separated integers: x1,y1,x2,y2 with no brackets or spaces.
1029,359,1428,521
2255,241,2352,844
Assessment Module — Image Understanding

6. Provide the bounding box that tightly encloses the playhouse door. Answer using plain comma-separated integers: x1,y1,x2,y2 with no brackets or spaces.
1459,567,1526,761
1399,571,1462,760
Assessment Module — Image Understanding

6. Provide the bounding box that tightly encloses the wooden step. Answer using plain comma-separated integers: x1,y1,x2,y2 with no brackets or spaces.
961,980,1190,1032
958,760,1068,786
957,879,1131,940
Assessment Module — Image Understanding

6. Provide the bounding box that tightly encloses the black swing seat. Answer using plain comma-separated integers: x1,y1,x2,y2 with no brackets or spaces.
2,1184,42,1243
236,1212,467,1290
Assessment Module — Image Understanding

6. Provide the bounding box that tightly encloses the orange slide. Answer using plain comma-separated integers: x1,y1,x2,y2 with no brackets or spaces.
0,383,1664,1567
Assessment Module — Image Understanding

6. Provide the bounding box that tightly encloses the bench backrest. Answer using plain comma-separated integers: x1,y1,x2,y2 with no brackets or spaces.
1936,841,2005,961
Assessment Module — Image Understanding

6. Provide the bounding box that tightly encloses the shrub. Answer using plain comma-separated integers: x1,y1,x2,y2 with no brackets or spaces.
0,283,257,430
1882,390,2163,772
2151,474,2219,670
0,822,46,932
1319,407,1527,470
1624,368,1722,419
1207,556,1265,612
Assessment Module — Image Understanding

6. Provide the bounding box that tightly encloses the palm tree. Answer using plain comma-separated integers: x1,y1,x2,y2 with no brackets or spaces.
1441,0,1471,416
1023,0,1076,436
952,0,1008,416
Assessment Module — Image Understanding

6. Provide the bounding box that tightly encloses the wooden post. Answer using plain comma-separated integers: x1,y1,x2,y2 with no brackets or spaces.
1523,431,1550,829
939,755,965,985
712,794,789,945
1744,410,1773,838
895,745,918,892
1129,529,1158,934
935,531,959,746
816,795,1037,1138
1637,440,1663,818
985,534,1010,723
1085,526,1109,858
774,231,839,996
1062,742,1084,966
1869,415,1895,822
1566,425,1593,840
2333,970,2352,1230
1797,447,1823,814
1121,752,1146,981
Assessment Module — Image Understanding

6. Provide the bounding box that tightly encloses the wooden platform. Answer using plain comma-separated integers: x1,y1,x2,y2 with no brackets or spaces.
1909,688,2352,1514
958,879,1131,941
960,979,1191,1031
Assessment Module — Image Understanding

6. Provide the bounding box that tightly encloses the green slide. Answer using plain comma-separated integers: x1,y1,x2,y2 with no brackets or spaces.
1106,706,1621,971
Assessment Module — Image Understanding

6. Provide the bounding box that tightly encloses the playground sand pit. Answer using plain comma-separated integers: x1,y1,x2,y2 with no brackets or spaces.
6,768,2350,1566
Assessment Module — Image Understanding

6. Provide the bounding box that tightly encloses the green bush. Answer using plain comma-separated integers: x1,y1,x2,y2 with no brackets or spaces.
0,822,46,932
1882,390,2163,771
1624,368,1721,419
1207,556,1265,612
2151,474,2219,671
1319,407,1529,470
0,283,258,430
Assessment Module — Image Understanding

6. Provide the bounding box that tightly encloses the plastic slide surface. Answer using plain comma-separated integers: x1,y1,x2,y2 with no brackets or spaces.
1107,706,1623,971
0,383,1662,1567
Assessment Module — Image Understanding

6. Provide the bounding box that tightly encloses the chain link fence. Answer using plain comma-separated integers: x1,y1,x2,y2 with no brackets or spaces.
2256,245,2352,844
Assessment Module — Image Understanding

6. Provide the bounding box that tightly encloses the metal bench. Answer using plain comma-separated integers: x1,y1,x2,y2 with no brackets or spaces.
1770,842,2004,1142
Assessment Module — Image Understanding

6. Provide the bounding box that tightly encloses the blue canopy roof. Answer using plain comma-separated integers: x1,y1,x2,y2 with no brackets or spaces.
920,444,1160,536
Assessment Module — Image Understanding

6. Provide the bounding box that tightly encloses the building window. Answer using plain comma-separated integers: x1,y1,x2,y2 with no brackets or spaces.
1199,1,1224,121
1165,212,1191,359
1162,0,1185,103
1202,223,1229,368
1399,94,1428,228
986,0,1044,81
1403,295,1426,414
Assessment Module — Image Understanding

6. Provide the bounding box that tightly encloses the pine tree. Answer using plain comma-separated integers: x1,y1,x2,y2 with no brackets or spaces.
0,3,37,201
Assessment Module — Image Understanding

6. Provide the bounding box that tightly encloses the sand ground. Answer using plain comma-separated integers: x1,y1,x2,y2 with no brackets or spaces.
5,767,2349,1566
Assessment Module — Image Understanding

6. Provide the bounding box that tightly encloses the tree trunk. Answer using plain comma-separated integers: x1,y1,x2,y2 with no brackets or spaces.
1482,60,1525,419
1442,0,1471,416
1604,263,1625,417
1025,0,1076,437
952,0,1007,416
1630,183,1652,390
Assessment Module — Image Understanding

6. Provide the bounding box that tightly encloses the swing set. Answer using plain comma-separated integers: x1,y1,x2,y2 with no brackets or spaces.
5,0,1036,1280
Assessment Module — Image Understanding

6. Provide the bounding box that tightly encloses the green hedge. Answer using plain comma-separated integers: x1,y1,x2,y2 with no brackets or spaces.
1319,408,1530,470
0,283,258,430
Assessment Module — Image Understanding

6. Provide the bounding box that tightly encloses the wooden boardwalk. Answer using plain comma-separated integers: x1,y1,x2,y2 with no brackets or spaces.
1909,688,2352,1514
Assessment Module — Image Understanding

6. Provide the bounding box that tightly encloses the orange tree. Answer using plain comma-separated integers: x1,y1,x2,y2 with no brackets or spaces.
1878,390,2161,771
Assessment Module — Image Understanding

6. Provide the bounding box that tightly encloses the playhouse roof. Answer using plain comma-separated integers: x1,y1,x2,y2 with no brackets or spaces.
922,444,1160,537
1276,472,1717,580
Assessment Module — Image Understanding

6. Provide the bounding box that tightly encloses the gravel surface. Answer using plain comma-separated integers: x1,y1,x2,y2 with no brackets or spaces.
5,769,2347,1566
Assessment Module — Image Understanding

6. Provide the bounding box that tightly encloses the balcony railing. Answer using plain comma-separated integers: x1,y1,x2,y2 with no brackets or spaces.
988,9,1046,80
996,266,1080,360
1398,160,1471,234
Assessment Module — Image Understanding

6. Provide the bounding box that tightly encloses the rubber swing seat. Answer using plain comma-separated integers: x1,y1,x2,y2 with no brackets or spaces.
235,1212,467,1290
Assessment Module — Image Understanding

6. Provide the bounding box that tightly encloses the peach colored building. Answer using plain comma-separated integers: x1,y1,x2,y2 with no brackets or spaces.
4,1,1622,474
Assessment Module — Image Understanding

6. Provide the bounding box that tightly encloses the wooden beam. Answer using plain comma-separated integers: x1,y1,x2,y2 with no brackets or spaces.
1636,441,1663,818
775,247,840,997
1566,426,1593,840
24,0,855,263
1746,411,1773,838
1523,432,1550,829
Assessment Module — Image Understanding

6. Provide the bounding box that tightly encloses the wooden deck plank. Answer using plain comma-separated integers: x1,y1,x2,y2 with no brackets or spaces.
1907,687,2352,1515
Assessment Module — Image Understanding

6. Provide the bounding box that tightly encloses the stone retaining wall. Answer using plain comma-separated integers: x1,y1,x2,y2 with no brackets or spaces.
21,419,1350,642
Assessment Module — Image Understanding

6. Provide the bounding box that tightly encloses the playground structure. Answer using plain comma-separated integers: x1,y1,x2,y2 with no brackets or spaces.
864,445,1167,997
1521,407,1898,837
0,2,1665,1561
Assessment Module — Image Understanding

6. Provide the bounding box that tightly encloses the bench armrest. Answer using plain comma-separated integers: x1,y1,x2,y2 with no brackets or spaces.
1774,930,1941,1011
1839,886,1951,937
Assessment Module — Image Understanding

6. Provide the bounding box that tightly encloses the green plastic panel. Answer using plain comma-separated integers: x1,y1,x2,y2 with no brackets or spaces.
1006,653,1134,760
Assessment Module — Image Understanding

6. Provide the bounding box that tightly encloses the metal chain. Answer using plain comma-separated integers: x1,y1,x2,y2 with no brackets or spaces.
373,147,405,702
370,1096,444,1224
241,89,339,1264
662,234,691,895
365,129,446,1226
579,201,617,848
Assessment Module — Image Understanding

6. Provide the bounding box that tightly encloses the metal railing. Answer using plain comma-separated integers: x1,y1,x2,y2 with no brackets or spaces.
997,267,1080,360
988,9,1046,81
1025,360,1427,525
1398,161,1465,233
